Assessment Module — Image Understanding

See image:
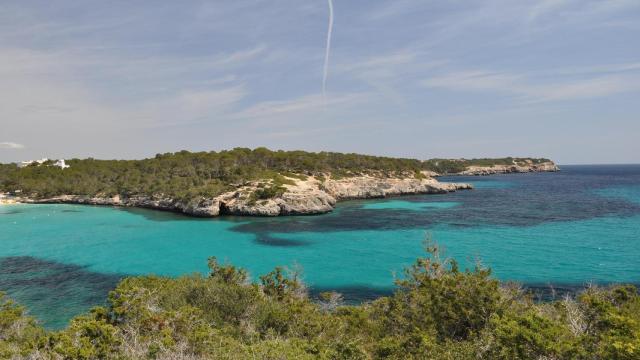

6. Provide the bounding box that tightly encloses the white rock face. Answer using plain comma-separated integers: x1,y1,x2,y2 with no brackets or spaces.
213,178,337,216
182,198,221,217
219,196,282,216
322,176,471,200
458,161,559,176
277,188,336,215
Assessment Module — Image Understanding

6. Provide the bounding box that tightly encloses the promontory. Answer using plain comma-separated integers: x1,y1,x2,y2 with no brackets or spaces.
0,148,558,216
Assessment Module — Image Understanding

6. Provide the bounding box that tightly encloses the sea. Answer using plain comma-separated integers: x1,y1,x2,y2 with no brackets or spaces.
1,165,639,329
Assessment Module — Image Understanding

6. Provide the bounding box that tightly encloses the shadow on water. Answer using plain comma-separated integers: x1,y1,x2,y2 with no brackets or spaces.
114,206,250,225
230,168,640,244
255,233,311,247
0,209,24,215
114,206,200,222
0,256,125,329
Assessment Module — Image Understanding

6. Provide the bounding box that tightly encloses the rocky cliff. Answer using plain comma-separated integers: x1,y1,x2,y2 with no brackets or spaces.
455,160,559,176
14,174,472,217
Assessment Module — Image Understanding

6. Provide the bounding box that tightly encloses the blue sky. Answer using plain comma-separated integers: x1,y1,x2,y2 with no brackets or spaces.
1,0,639,164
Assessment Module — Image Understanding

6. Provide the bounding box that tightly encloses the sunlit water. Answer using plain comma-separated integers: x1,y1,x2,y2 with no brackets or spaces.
1,165,639,329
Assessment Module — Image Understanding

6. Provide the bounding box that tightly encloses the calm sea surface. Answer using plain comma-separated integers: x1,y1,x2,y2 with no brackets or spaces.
1,165,639,328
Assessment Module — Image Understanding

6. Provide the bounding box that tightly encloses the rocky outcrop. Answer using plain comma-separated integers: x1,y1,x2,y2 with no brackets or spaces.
321,176,472,200
19,195,222,217
456,161,559,176
215,175,471,216
219,189,336,217
13,174,472,217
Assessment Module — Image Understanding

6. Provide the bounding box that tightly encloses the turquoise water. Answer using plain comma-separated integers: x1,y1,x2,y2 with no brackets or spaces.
361,200,461,210
595,186,640,205
1,165,639,328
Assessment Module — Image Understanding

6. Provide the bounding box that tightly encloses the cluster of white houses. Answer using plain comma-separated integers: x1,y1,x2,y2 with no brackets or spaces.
18,158,70,169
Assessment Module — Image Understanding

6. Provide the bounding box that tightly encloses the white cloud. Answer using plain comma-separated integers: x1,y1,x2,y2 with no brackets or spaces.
422,68,640,102
336,51,420,73
0,142,24,149
231,93,365,120
365,0,419,21
528,76,640,102
527,0,577,23
209,45,267,67
334,50,446,104
551,62,640,76
579,0,640,17
177,86,247,114
135,85,248,129
423,71,522,93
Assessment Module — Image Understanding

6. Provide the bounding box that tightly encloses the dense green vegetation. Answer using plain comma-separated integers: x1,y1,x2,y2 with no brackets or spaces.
1,244,637,359
0,148,551,200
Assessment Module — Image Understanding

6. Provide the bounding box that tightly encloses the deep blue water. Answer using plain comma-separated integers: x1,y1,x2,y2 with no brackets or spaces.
1,165,639,329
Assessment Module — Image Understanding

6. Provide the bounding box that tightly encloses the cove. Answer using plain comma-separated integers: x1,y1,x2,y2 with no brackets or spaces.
1,165,639,328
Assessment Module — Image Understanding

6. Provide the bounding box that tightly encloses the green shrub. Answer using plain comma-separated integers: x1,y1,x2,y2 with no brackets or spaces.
2,244,633,359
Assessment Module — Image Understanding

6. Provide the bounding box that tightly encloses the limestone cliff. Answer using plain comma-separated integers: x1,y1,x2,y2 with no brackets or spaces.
14,174,472,217
321,175,470,199
455,160,559,176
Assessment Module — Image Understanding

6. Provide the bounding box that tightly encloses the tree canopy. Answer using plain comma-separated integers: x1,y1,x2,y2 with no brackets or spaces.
0,148,551,200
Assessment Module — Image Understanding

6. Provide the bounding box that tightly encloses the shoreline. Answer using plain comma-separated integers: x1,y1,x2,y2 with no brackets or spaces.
438,161,560,176
1,161,560,217
6,175,473,218
0,195,19,205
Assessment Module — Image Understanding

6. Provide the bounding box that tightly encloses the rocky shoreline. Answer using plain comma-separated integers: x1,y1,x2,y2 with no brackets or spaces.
448,161,559,176
7,174,473,217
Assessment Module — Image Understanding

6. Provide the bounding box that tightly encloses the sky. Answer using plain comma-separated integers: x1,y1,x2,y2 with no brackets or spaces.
1,0,639,164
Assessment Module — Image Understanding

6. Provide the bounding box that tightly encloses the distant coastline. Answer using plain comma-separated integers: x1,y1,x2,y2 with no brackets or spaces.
0,148,559,217
7,174,473,217
438,160,559,176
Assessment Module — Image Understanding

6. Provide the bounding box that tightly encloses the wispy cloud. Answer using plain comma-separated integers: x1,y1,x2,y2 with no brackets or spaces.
423,71,522,93
365,0,420,21
422,64,640,102
336,51,419,73
176,86,247,114
527,0,577,23
551,62,640,76
334,50,446,103
0,142,25,149
231,93,365,120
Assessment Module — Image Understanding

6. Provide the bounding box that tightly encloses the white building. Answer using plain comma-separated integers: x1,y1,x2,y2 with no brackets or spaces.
18,158,49,168
17,158,70,169
54,159,70,169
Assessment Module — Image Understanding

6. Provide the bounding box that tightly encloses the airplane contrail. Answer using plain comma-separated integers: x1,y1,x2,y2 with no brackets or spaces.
322,0,334,98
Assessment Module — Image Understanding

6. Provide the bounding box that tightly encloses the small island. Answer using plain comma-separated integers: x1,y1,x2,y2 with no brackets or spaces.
0,148,558,216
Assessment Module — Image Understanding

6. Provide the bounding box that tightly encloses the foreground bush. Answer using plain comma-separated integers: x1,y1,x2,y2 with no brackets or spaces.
1,246,638,359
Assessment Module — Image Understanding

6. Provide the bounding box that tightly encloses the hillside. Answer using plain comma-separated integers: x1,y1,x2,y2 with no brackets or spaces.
0,148,557,216
422,157,558,175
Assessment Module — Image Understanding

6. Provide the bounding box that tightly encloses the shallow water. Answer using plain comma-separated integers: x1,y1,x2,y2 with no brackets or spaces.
1,165,639,328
